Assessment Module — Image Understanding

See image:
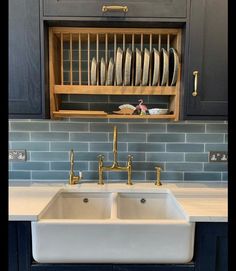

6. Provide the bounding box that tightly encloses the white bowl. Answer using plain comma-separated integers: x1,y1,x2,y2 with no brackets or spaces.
148,108,168,115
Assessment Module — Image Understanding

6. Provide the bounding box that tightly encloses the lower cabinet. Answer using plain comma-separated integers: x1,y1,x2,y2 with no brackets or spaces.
194,223,228,271
9,221,227,271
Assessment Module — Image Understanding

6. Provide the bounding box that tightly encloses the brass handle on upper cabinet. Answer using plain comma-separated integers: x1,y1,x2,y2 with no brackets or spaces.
192,71,199,97
102,5,128,13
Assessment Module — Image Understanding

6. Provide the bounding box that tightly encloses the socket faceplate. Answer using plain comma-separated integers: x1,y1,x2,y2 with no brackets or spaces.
9,150,26,161
209,151,228,162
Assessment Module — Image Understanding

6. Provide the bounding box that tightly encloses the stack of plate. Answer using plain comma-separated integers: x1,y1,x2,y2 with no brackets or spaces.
90,47,179,86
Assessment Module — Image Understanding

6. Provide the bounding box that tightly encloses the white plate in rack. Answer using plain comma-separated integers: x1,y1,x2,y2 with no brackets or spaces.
124,48,132,86
91,57,97,85
135,48,142,86
100,57,106,86
141,48,150,86
169,48,179,86
160,48,169,86
115,47,123,86
152,48,160,86
107,58,114,85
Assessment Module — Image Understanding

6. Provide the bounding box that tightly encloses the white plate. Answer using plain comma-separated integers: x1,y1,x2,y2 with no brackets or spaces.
169,48,179,86
124,48,132,86
135,48,142,86
100,57,106,86
115,47,123,86
160,48,169,86
91,57,97,85
141,48,150,86
152,48,160,86
107,58,114,85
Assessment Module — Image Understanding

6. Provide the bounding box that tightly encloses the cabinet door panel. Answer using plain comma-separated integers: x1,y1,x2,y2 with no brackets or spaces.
194,223,228,271
43,0,187,18
9,0,42,117
9,222,18,271
185,0,227,118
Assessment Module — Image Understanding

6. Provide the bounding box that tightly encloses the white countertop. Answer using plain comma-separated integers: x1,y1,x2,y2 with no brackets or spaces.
8,181,228,222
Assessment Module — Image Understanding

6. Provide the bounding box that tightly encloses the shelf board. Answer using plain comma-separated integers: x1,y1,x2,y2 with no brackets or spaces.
54,85,177,95
52,110,176,119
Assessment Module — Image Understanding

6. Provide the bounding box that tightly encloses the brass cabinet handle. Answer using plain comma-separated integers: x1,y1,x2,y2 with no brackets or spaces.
192,71,199,97
102,5,128,13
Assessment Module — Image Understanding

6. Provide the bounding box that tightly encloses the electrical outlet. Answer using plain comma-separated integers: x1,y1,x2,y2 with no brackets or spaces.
209,151,228,162
9,150,26,161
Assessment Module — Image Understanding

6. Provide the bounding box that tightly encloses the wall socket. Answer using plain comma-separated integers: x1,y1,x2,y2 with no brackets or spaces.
9,150,26,161
209,151,228,162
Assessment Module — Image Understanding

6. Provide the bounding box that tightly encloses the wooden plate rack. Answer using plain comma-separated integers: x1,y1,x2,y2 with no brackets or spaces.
49,27,182,120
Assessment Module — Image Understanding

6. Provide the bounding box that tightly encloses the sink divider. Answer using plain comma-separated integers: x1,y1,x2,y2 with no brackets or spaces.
110,192,118,220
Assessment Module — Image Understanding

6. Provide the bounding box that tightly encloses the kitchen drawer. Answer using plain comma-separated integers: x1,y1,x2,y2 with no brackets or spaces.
43,0,187,18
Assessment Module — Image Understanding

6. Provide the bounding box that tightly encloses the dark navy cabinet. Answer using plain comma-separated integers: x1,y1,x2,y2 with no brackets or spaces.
194,223,228,271
9,0,44,118
8,221,228,271
9,0,227,119
184,0,228,119
43,0,187,19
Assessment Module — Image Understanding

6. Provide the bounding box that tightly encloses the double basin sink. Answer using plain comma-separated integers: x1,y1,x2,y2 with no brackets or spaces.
31,189,195,263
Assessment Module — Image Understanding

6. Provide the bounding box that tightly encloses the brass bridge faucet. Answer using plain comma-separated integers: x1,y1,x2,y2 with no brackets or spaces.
98,126,133,185
68,149,82,185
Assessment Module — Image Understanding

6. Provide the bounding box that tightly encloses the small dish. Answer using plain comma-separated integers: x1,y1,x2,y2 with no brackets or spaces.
100,57,106,86
91,57,97,85
160,48,169,86
115,47,123,86
169,48,179,86
152,48,160,86
141,48,150,86
124,48,132,86
135,48,142,86
107,58,114,85
148,108,169,115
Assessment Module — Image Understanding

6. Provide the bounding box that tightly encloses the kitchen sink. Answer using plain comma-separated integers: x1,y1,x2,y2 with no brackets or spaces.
41,192,112,219
31,188,195,264
117,192,186,219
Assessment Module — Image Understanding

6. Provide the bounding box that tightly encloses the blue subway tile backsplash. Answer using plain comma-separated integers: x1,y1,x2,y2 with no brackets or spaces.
9,119,228,182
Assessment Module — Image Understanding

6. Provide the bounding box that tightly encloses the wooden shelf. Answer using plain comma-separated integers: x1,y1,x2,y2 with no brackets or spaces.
54,85,177,95
49,27,182,121
52,110,176,119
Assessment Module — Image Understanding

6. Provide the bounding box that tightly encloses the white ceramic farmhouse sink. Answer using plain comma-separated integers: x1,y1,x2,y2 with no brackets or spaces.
31,189,195,264
117,192,186,219
41,192,112,219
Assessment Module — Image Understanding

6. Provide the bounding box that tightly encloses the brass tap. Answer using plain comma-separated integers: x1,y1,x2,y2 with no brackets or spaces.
68,149,82,185
154,166,162,186
98,126,133,185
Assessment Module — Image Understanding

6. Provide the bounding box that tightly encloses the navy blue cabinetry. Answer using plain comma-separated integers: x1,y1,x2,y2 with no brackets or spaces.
194,223,228,271
8,221,228,271
9,222,18,271
184,0,228,119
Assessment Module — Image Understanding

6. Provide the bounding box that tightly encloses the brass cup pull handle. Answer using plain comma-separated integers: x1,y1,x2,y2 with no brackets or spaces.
192,71,199,97
102,5,128,13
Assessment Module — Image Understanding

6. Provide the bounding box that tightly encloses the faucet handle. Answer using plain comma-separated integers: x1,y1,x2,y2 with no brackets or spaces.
98,154,105,162
154,166,162,186
127,155,133,164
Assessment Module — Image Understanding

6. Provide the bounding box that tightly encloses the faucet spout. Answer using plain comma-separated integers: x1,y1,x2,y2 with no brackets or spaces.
98,126,133,185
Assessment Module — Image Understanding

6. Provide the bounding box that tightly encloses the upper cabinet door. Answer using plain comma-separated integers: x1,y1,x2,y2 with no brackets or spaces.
9,0,43,118
184,0,228,119
43,0,187,18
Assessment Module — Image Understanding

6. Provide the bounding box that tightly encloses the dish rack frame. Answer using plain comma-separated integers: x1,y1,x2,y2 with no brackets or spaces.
49,27,182,120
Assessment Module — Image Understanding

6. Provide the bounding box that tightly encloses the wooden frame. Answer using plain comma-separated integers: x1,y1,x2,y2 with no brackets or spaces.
49,27,182,120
